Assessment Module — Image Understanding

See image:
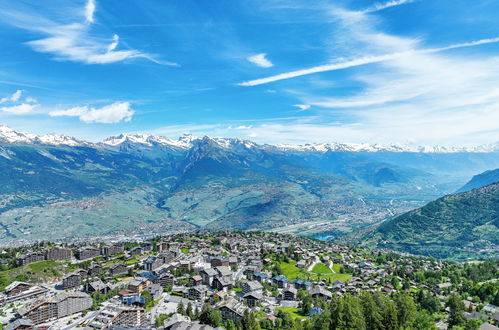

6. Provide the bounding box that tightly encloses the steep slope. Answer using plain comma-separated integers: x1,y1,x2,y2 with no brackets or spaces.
458,168,499,192
358,183,499,260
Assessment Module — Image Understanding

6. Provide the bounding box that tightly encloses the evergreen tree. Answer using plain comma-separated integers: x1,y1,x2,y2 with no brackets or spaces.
447,293,466,328
360,292,383,330
186,302,193,319
208,310,223,327
242,310,261,330
177,300,185,315
381,299,399,330
340,294,366,330
396,293,417,328
199,304,213,324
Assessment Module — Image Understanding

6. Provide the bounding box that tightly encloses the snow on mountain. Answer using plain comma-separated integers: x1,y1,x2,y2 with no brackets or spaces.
101,133,195,150
0,125,89,147
1,124,498,153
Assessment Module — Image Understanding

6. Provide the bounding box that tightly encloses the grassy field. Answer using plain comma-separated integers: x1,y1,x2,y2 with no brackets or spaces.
311,263,333,274
279,261,308,280
0,260,69,291
275,307,308,320
279,260,351,283
332,263,343,273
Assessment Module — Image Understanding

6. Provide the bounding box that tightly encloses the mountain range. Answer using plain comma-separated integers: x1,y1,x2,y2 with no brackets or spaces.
1,124,499,257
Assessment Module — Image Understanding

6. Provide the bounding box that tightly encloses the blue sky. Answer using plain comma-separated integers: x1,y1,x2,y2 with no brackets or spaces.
0,0,499,146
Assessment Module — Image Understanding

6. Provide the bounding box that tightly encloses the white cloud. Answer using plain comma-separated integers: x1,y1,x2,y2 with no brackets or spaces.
85,0,96,24
362,0,416,14
0,103,37,114
0,0,175,65
293,104,310,111
0,90,38,114
49,101,134,123
0,90,23,104
237,37,499,86
247,53,274,68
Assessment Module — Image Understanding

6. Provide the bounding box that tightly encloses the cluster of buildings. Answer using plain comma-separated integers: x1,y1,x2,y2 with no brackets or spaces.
2,232,499,330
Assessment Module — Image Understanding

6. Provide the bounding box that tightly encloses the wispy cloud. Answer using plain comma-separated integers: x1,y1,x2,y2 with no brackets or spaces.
0,90,23,104
238,37,499,86
85,0,96,24
293,104,310,111
49,101,135,123
0,0,176,66
247,53,274,68
362,0,416,14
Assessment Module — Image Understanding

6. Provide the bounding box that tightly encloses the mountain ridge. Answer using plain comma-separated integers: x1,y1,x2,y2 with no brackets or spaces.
2,124,498,154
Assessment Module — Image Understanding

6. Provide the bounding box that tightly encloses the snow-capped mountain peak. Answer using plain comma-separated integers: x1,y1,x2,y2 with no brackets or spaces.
0,125,89,146
1,124,498,153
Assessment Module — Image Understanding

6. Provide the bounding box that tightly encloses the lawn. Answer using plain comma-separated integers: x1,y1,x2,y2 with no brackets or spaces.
279,261,308,280
275,307,308,320
311,263,333,274
279,261,351,282
181,248,190,253
332,264,343,273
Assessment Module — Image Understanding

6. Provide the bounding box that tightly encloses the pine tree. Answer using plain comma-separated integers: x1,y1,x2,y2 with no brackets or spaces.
186,302,193,319
177,300,185,315
396,293,417,328
360,292,383,330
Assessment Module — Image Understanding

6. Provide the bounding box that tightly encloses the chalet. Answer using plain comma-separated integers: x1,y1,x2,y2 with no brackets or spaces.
128,279,146,293
283,287,297,301
216,297,247,322
272,275,289,289
210,256,230,267
189,275,203,287
309,287,332,300
129,246,143,256
188,285,209,301
215,266,233,279
3,282,32,297
84,280,110,294
293,279,312,291
242,281,263,295
243,265,258,280
296,260,307,269
243,292,262,307
62,272,82,289
109,264,128,276
212,276,234,292
144,256,163,271
158,273,175,288
253,272,269,283
87,264,102,277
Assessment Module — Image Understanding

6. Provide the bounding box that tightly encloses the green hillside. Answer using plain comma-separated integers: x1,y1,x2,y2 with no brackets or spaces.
359,183,499,260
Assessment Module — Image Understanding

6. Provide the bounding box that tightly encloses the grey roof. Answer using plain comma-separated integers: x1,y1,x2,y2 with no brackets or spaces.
5,318,34,330
244,281,263,291
215,266,232,277
309,286,332,298
201,268,218,276
168,321,223,330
